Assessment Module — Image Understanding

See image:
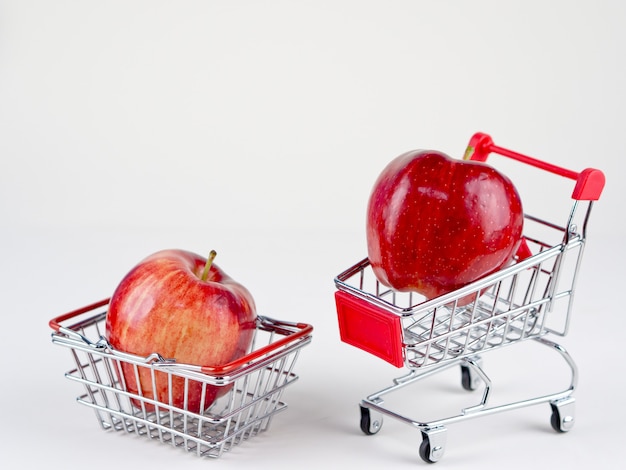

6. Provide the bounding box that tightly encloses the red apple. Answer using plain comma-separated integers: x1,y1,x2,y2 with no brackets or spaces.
366,150,524,302
105,249,257,413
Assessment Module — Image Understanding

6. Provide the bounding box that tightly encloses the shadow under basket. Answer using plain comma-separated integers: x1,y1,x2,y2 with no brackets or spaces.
49,299,313,458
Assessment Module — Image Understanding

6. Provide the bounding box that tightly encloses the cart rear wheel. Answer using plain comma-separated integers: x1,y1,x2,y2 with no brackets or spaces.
550,399,575,433
550,409,563,433
360,405,382,435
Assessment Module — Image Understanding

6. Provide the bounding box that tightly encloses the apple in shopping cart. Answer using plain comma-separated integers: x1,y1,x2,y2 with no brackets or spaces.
366,149,524,303
105,249,257,413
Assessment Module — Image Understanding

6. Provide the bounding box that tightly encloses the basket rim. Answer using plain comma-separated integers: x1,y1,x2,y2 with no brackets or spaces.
49,298,313,377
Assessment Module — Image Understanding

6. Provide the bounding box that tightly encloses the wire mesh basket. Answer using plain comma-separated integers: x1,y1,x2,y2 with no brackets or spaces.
50,299,313,458
335,211,585,370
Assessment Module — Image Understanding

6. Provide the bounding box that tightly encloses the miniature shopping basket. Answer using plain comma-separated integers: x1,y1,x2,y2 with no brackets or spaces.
334,132,605,463
49,299,313,458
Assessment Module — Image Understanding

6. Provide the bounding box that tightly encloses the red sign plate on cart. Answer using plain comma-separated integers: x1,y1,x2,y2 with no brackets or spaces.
335,290,404,368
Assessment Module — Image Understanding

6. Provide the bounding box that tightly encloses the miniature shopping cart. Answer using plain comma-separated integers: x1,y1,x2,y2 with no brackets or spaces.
49,299,313,458
334,132,605,463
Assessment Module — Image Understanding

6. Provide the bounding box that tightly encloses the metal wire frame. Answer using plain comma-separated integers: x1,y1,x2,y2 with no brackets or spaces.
51,307,312,458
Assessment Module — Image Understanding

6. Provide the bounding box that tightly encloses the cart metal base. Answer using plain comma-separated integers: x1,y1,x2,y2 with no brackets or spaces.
359,336,577,463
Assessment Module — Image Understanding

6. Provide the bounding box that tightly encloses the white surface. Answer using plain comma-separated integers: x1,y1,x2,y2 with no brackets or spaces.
1,1,624,468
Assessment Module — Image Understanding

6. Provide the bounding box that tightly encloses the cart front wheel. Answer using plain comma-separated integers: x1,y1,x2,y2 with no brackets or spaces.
419,436,434,464
360,405,383,435
460,365,475,391
460,356,483,391
419,428,447,464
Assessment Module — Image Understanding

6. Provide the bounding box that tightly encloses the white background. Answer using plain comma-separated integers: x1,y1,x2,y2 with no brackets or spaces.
1,1,624,468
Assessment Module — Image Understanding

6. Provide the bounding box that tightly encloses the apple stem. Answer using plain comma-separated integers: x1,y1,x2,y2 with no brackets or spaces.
201,250,217,281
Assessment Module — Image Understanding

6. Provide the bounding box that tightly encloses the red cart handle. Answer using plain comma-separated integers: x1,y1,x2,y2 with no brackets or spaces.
464,132,605,201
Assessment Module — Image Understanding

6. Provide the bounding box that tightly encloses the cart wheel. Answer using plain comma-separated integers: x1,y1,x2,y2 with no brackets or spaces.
550,399,575,433
419,428,447,464
419,436,435,464
461,363,484,391
360,405,383,435
460,365,475,391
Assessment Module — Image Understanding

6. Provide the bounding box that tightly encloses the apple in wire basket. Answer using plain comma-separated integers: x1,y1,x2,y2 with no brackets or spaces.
105,249,257,413
366,149,524,304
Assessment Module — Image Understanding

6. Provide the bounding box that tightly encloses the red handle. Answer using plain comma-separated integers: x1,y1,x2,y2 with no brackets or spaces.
464,132,605,201
48,298,110,332
200,319,313,375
